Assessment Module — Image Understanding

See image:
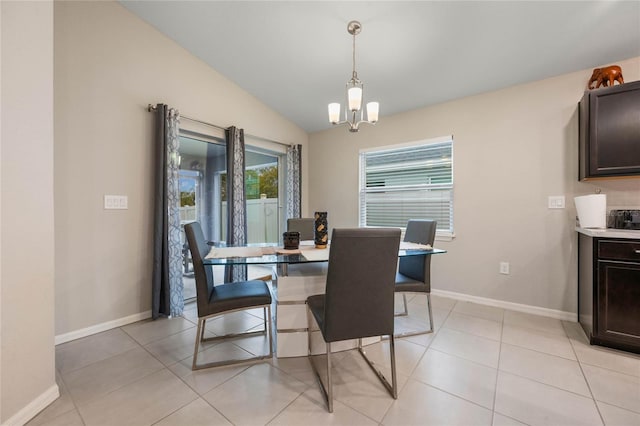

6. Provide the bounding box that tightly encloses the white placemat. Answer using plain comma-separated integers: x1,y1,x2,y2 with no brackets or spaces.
400,241,432,250
276,248,301,254
301,247,330,261
206,246,271,259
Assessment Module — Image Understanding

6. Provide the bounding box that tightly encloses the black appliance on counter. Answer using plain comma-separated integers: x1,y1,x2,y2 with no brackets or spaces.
608,209,640,230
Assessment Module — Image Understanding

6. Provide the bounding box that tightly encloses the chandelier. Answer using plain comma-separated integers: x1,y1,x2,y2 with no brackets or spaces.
328,20,379,132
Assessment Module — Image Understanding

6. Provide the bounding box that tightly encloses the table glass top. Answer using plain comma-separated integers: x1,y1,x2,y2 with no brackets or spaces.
202,244,446,266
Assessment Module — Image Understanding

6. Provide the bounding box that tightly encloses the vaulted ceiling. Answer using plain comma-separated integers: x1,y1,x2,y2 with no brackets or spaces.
120,1,640,133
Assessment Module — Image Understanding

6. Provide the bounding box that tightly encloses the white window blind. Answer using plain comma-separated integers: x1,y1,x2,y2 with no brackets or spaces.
359,137,454,236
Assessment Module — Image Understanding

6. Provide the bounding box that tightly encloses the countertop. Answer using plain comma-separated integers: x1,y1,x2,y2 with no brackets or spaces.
576,227,640,239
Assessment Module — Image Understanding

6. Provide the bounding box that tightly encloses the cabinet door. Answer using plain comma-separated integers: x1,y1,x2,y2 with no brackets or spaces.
596,260,640,347
588,82,640,177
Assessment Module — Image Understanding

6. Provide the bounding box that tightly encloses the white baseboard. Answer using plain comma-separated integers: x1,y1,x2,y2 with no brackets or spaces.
55,310,152,345
431,289,578,322
3,383,59,426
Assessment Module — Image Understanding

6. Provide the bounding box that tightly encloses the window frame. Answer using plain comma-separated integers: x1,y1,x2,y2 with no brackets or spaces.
358,135,454,241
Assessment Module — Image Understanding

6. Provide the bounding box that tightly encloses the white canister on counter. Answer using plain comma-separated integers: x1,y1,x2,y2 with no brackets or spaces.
574,194,607,228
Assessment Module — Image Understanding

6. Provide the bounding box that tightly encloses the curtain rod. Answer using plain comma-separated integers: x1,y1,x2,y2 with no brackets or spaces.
147,104,292,147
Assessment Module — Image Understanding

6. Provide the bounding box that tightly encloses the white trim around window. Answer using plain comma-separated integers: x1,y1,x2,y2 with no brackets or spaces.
359,135,454,240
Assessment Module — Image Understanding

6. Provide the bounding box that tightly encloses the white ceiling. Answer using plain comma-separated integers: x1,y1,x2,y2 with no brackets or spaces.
120,1,640,133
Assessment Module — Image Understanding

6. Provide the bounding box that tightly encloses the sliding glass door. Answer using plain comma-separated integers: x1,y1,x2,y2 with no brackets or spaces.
221,149,282,244
178,133,284,300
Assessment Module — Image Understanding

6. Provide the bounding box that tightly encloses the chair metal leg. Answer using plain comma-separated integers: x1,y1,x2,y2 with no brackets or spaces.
427,293,434,333
326,342,333,412
192,304,273,371
393,292,434,338
192,318,205,370
307,306,334,412
307,310,398,412
266,305,274,359
263,306,267,330
389,335,398,398
394,293,409,317
357,337,398,399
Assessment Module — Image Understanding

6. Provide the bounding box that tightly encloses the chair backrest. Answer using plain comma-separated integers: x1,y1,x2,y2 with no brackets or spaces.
184,222,215,315
287,217,315,240
322,228,401,342
398,219,437,288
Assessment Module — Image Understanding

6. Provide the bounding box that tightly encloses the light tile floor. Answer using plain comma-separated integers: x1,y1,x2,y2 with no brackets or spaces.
30,294,640,426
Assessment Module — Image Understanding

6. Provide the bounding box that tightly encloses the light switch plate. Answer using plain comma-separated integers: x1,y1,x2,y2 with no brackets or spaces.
548,196,565,209
104,195,128,210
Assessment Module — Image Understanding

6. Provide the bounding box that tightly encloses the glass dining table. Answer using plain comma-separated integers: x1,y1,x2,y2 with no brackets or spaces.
202,241,447,357
202,241,447,276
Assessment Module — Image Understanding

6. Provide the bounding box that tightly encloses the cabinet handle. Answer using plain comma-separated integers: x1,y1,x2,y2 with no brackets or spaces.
636,250,640,254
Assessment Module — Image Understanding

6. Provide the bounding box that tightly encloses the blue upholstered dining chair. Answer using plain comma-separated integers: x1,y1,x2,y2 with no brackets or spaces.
184,222,273,370
306,227,401,412
395,219,437,337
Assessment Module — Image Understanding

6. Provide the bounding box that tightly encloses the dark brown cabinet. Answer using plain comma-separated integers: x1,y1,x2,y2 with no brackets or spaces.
578,234,640,353
579,80,640,180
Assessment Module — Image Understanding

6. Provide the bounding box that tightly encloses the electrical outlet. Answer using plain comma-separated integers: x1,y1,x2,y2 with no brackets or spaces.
499,262,510,275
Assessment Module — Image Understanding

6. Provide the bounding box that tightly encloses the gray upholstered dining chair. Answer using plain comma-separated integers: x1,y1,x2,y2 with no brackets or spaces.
306,227,401,412
287,217,315,240
184,222,273,370
395,219,437,337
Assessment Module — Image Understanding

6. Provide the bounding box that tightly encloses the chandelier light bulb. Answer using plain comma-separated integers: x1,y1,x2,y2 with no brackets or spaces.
328,103,341,124
366,102,379,123
348,87,363,111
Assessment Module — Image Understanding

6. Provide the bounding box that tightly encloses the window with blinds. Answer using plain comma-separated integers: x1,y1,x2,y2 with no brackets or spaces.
359,137,454,237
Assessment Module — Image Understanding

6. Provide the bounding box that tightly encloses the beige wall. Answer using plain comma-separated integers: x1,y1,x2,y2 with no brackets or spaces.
54,1,308,336
309,56,640,315
1,1,57,423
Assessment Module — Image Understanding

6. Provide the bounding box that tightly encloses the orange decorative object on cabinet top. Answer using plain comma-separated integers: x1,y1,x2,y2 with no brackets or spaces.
588,65,624,89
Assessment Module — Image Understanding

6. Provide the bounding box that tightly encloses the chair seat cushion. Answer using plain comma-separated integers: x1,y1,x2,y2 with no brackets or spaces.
202,280,272,316
395,272,429,293
306,294,326,334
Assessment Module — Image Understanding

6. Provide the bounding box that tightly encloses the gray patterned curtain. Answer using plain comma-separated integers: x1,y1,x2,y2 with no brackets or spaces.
152,104,184,318
225,126,248,282
286,144,302,219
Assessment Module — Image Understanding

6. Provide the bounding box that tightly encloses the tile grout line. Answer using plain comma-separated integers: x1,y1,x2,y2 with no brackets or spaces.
243,362,316,425
50,371,89,426
120,316,197,347
404,298,456,378
59,330,182,425
565,329,640,417
569,342,640,377
54,330,141,376
503,322,568,339
565,323,607,426
152,307,285,425
50,298,638,426
496,361,607,401
490,309,505,426
141,330,249,426
376,299,457,424
498,339,577,361
578,358,640,380
63,345,166,409
148,392,200,426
